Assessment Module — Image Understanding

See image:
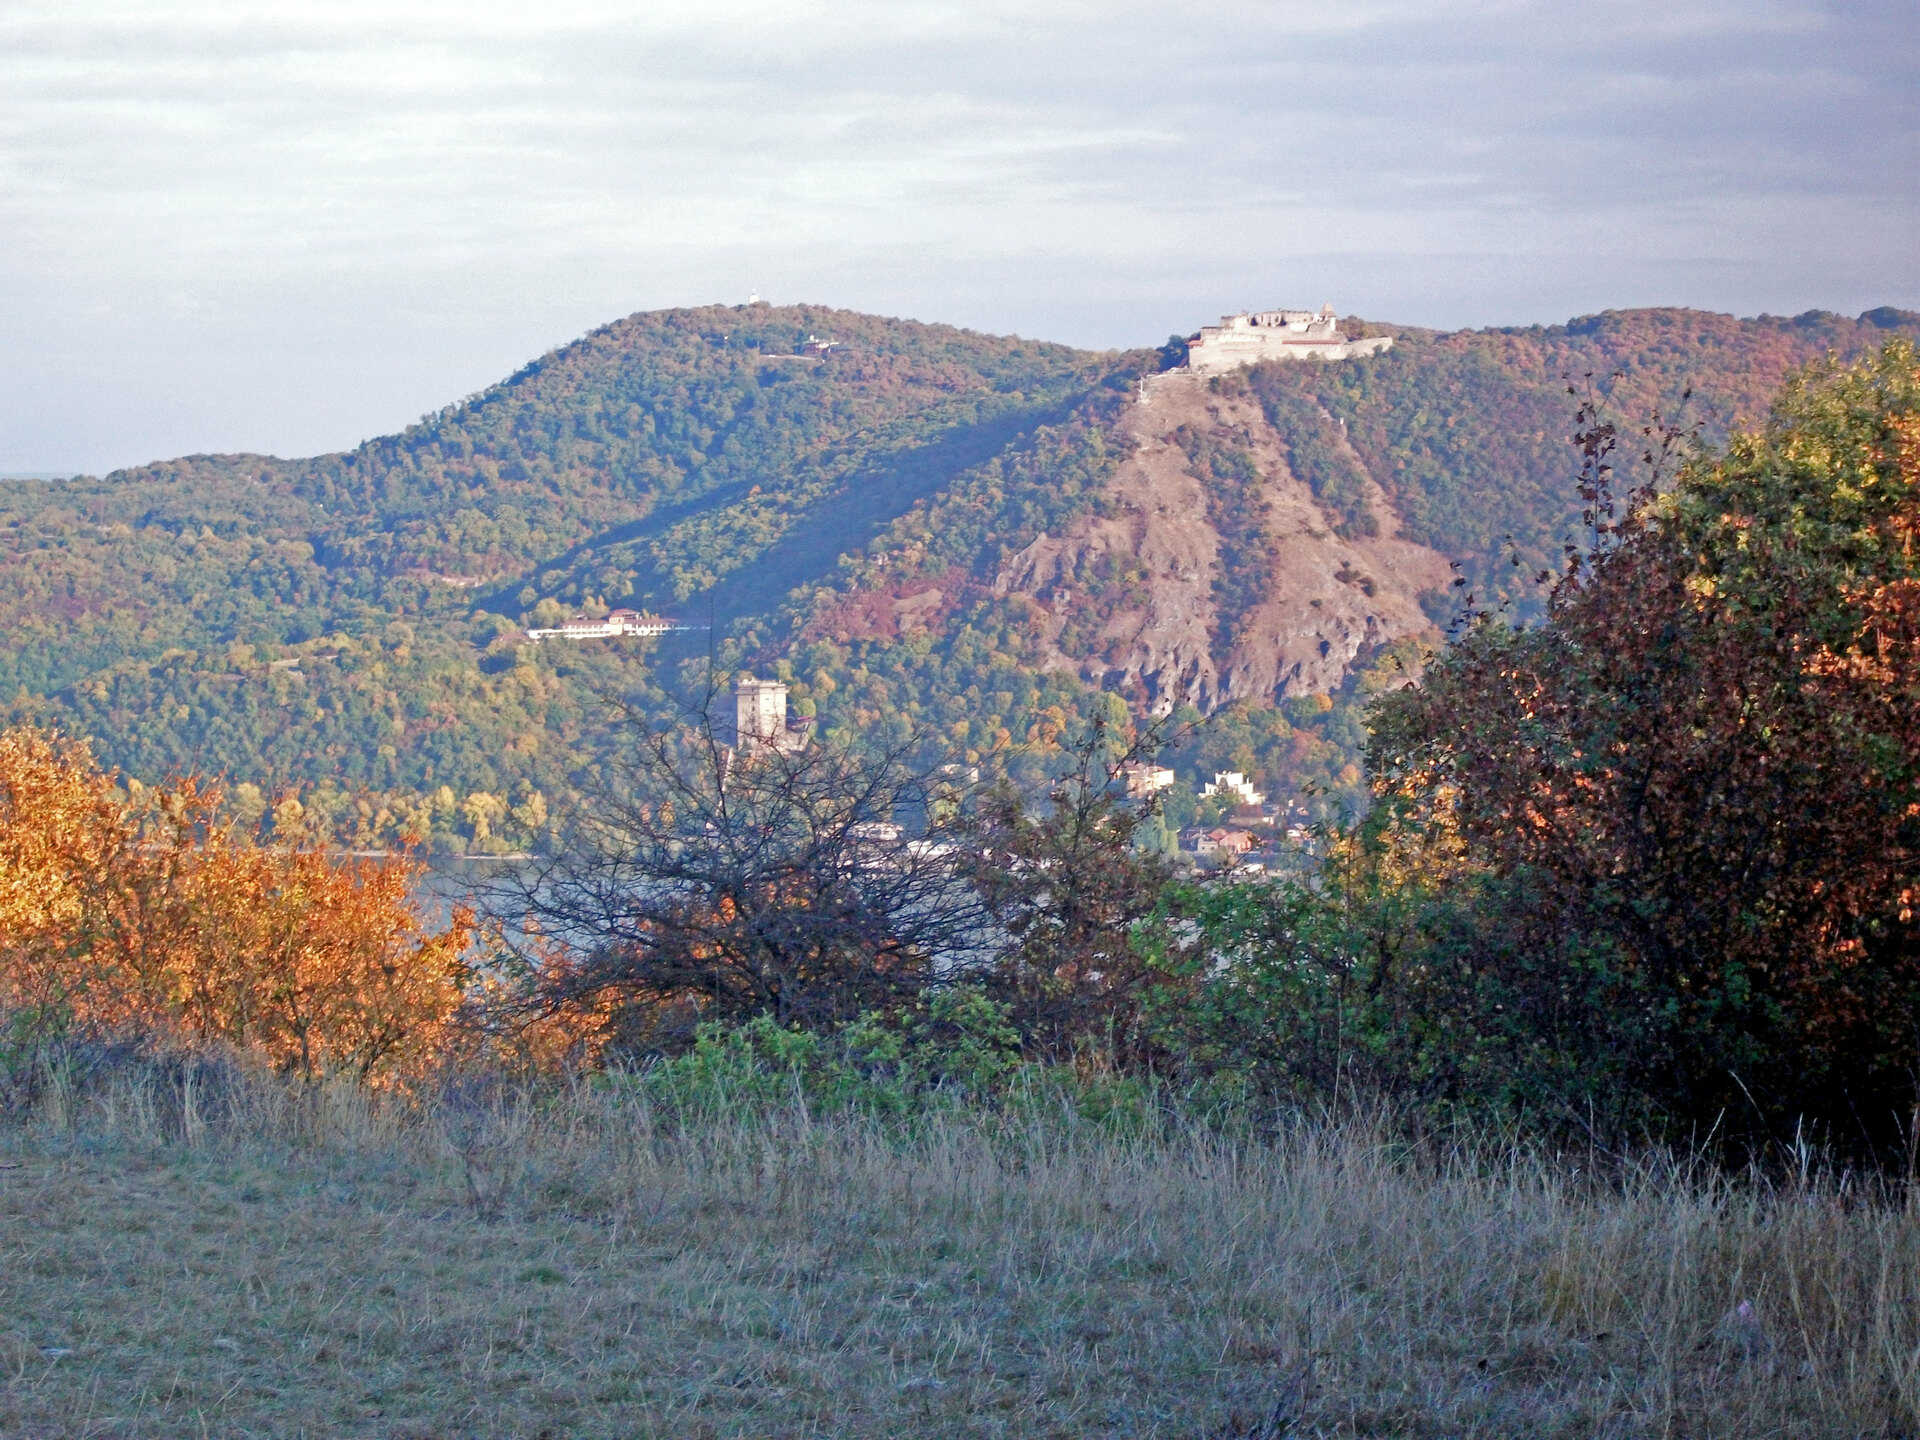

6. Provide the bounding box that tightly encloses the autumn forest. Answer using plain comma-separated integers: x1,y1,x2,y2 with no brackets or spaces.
6,303,1920,1436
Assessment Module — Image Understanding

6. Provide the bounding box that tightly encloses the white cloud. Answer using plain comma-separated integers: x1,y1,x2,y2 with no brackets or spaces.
0,0,1913,470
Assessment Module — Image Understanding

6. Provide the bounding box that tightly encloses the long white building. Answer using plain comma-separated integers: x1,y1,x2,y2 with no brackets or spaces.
527,609,684,642
1186,305,1392,374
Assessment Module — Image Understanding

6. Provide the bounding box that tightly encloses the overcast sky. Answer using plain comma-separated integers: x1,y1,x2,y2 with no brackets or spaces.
3,0,1915,474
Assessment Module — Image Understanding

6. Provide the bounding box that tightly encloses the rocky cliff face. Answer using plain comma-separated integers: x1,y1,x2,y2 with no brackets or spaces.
994,373,1453,712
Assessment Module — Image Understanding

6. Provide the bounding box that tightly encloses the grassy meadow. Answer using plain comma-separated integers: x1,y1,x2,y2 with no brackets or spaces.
3,1053,1917,1439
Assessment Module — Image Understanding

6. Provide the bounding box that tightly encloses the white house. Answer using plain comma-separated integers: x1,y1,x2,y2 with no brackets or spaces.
1200,770,1265,808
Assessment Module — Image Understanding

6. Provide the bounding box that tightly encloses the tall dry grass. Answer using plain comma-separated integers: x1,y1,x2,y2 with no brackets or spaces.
3,1047,1917,1437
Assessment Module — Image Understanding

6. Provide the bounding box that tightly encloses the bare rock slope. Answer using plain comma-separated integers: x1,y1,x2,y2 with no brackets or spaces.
996,374,1453,711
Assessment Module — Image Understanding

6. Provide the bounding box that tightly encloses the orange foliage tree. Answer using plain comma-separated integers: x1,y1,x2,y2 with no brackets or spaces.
0,727,472,1080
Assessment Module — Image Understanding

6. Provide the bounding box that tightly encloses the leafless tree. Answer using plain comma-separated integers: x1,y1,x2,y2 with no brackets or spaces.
493,683,989,1052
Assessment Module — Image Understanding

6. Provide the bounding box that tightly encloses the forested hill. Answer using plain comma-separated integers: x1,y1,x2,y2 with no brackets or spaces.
777,305,1920,730
6,305,1099,694
1282,306,1920,590
3,302,1914,848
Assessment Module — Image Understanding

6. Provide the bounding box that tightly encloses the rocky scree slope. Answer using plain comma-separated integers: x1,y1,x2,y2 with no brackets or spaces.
992,373,1451,710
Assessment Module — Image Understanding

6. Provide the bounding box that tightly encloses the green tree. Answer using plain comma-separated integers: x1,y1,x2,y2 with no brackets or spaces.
1366,342,1920,1152
959,717,1177,1062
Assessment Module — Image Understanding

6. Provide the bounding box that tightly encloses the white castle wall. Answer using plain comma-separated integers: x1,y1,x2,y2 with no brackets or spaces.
1186,306,1393,375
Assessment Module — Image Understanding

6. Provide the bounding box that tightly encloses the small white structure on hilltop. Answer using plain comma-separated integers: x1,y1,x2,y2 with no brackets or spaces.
1186,304,1392,375
527,609,684,642
1201,770,1265,808
732,675,813,759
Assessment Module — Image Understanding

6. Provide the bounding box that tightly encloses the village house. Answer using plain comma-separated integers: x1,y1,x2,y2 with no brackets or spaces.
1180,826,1259,862
1200,770,1266,808
1119,761,1176,798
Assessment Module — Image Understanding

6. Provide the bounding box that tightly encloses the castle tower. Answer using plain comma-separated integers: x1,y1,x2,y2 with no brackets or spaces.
733,675,802,757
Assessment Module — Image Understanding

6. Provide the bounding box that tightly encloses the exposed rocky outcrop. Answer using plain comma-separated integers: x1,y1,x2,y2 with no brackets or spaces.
995,373,1453,712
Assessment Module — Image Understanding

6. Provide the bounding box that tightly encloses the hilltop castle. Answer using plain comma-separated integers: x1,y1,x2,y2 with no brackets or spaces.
1186,305,1392,374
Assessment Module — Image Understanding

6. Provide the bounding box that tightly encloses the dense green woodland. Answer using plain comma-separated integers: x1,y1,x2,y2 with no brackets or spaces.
4,302,1914,844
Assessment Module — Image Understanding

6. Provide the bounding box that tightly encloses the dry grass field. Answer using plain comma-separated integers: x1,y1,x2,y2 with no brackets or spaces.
2,1057,1918,1438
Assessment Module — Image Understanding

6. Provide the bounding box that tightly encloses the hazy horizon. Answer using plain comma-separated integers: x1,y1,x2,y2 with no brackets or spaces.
6,0,1915,474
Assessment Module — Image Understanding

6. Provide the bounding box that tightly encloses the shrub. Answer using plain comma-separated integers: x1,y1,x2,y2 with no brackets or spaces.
633,986,1023,1120
1355,342,1920,1153
0,726,472,1082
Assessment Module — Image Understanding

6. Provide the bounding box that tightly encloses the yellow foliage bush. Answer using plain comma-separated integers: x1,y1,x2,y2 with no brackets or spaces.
0,727,473,1080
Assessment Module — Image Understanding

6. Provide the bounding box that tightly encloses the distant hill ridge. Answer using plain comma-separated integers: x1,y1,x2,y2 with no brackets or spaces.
3,300,1915,833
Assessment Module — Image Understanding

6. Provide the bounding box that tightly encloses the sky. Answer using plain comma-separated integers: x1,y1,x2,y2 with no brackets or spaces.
3,0,1915,474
